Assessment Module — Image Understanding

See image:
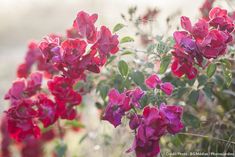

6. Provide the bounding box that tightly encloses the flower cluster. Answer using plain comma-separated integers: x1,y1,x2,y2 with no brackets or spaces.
17,41,58,78
171,7,234,80
127,104,183,157
103,87,144,127
4,11,119,142
39,11,119,79
103,74,183,157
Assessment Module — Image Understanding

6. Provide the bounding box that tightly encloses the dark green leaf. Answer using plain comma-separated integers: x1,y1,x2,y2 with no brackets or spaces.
197,75,208,87
187,90,199,105
203,84,214,100
55,143,67,157
120,36,134,44
112,23,125,33
206,63,216,78
183,113,200,128
172,87,189,99
118,60,129,77
106,56,117,66
112,74,124,92
131,71,145,86
159,55,172,74
99,85,109,100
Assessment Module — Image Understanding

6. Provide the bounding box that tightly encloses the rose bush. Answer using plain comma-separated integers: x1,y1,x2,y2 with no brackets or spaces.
1,0,235,157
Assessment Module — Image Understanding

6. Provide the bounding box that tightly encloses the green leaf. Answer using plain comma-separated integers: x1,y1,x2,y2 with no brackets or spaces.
171,135,182,146
206,63,216,78
121,50,133,56
118,60,129,77
55,143,67,157
203,84,214,100
172,87,189,99
120,36,134,44
113,23,125,33
159,55,172,74
131,71,145,86
183,113,200,128
105,56,117,66
187,90,199,105
197,75,208,87
113,74,124,92
220,59,232,87
99,85,109,100
95,102,103,109
65,120,85,128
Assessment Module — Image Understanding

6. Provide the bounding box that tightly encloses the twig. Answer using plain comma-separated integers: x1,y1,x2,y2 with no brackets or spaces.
179,132,235,145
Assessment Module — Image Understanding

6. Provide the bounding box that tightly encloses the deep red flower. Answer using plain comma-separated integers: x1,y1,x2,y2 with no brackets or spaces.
61,39,87,65
209,7,234,33
73,11,98,43
6,100,40,142
17,63,30,78
199,29,231,58
39,34,62,65
37,94,58,127
192,19,209,40
47,76,81,105
93,26,119,58
171,57,198,80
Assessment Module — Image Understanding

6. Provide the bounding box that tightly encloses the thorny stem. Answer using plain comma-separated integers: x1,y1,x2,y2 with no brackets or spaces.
179,132,235,145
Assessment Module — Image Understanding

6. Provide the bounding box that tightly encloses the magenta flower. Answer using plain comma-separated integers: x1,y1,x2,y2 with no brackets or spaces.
172,7,233,79
126,87,145,108
4,72,43,105
199,29,231,59
103,89,131,127
93,26,119,59
160,82,174,96
209,7,234,33
160,103,184,134
127,105,184,157
145,74,162,89
73,11,98,43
